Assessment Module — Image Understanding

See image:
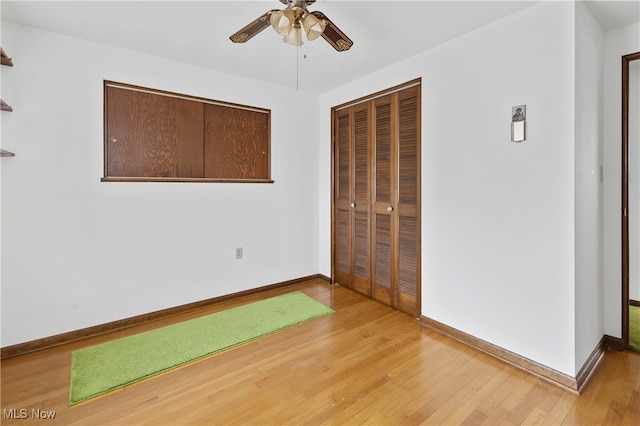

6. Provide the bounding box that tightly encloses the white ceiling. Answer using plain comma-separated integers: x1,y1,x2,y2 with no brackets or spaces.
1,1,639,94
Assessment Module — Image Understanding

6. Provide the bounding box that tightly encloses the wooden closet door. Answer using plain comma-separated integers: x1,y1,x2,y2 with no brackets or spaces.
351,103,371,295
105,86,204,178
333,104,371,294
334,109,352,288
204,104,269,179
395,87,420,316
332,80,421,317
371,94,396,306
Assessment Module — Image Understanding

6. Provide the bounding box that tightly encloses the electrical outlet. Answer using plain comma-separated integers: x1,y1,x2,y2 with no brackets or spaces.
235,247,243,259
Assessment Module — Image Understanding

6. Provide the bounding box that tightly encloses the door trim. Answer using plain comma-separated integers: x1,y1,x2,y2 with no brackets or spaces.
622,52,640,348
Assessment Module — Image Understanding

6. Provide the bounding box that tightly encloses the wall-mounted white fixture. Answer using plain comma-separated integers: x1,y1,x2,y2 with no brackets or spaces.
511,104,526,142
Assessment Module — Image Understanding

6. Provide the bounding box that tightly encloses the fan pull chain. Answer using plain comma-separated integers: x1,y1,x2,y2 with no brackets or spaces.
296,44,299,92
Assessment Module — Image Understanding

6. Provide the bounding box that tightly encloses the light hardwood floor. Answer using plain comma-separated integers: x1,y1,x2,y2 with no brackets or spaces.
1,279,639,425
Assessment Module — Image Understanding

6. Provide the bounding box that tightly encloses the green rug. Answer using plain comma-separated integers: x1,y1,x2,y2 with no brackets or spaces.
69,291,334,406
630,305,640,351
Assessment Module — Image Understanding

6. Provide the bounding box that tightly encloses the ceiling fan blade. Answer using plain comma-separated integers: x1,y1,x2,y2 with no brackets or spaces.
311,11,353,52
230,10,279,43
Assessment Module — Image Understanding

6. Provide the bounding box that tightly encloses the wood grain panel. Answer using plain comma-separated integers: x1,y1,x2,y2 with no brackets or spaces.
204,104,269,179
396,86,420,316
336,210,351,285
353,106,369,203
398,216,417,297
374,215,392,290
103,82,271,182
352,103,370,295
337,112,351,201
398,89,419,205
334,109,352,288
354,211,370,294
372,94,395,308
106,86,204,178
354,211,369,280
374,99,392,203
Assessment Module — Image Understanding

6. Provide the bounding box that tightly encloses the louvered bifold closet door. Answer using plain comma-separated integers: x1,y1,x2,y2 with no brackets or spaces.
333,104,371,293
334,108,352,288
351,103,372,295
371,94,395,306
395,86,420,316
332,79,421,317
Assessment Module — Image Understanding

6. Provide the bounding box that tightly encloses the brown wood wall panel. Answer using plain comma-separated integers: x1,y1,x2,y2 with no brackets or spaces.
204,104,269,179
106,87,204,178
104,82,270,182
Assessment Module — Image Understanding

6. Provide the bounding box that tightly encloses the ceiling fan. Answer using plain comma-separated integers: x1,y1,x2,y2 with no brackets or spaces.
230,0,353,52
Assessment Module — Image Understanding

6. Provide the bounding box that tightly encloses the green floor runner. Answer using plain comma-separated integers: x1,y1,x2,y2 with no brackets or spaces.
69,291,334,406
630,304,640,351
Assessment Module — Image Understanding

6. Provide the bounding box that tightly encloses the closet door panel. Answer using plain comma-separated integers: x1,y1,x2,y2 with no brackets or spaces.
373,214,392,304
204,104,269,179
372,95,395,304
396,87,420,315
106,86,204,178
336,112,351,208
397,216,418,314
398,88,419,207
335,210,352,285
374,100,393,204
354,211,370,294
352,104,371,295
334,110,352,287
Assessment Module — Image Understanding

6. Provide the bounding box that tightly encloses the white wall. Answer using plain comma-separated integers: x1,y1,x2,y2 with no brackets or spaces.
0,21,320,347
603,23,640,337
574,1,604,372
320,1,577,375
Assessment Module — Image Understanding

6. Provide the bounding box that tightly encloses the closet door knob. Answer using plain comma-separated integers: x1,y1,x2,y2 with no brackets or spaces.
387,206,393,212
351,202,356,208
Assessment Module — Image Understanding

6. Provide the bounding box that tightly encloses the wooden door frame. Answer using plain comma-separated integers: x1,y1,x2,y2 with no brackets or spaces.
331,78,422,317
622,51,640,348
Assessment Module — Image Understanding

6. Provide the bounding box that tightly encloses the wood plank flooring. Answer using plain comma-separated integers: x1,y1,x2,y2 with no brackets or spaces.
1,279,639,425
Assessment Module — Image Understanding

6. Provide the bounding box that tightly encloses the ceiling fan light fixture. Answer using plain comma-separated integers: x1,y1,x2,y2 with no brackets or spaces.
302,13,326,41
283,26,304,46
270,9,294,36
230,1,352,52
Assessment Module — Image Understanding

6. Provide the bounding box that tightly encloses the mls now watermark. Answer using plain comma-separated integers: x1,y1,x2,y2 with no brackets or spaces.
3,408,57,420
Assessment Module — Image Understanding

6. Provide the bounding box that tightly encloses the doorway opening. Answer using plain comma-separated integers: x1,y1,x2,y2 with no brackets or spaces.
622,51,640,351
